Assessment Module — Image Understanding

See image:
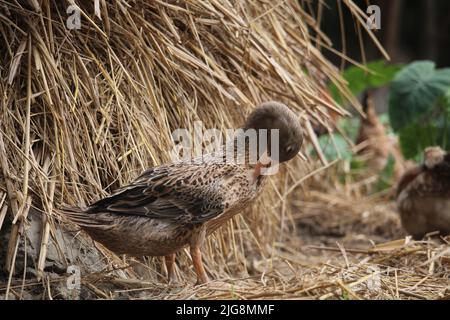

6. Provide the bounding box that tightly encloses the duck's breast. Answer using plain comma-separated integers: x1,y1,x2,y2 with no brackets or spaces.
205,166,267,234
398,191,450,237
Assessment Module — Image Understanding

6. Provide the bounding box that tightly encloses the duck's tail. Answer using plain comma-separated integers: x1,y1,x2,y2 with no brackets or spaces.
59,205,112,229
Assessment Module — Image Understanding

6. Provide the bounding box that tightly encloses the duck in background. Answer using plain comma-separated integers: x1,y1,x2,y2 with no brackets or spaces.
313,88,413,183
396,146,450,239
356,90,412,182
62,101,303,285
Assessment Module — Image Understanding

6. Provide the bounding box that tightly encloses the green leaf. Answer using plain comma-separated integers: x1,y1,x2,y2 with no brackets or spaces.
388,61,450,132
317,134,352,161
375,154,396,191
336,117,360,141
444,87,450,113
350,158,365,171
329,60,403,105
398,122,438,159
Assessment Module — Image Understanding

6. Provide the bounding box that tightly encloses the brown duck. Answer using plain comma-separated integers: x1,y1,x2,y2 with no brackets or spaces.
396,146,450,239
63,101,303,284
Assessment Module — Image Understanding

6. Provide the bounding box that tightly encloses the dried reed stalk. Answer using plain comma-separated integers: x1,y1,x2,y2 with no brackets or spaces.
0,0,388,299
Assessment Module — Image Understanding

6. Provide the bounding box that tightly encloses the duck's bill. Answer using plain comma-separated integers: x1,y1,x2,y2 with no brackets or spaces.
259,151,280,176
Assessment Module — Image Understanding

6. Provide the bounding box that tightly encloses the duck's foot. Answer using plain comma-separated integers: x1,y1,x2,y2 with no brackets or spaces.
167,274,182,286
194,275,210,287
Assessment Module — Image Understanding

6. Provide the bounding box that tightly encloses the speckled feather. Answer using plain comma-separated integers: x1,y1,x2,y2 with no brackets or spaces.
396,148,450,238
65,159,266,256
62,101,303,259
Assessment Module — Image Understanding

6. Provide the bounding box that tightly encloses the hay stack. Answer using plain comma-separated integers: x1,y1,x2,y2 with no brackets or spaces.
0,0,374,298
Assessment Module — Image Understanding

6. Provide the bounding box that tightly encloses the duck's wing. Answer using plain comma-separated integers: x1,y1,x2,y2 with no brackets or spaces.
396,165,423,197
86,165,226,224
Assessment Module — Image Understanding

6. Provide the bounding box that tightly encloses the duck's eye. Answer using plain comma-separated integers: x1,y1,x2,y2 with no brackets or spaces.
285,145,294,154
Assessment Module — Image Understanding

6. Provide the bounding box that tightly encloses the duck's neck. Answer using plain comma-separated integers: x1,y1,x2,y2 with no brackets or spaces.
190,131,274,175
223,133,267,167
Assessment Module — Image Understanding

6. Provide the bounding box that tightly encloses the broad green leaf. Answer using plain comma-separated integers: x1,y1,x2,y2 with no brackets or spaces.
388,61,450,132
336,117,360,141
329,60,403,105
398,122,438,159
376,154,396,191
317,134,352,161
433,114,450,150
445,87,450,113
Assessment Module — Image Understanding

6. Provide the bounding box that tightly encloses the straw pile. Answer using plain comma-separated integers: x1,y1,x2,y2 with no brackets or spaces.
2,0,439,300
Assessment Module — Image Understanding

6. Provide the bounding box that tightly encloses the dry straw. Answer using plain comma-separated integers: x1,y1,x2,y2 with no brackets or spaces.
3,0,440,300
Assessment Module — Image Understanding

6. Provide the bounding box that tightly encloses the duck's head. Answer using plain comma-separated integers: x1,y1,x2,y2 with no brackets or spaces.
243,101,303,163
424,146,446,169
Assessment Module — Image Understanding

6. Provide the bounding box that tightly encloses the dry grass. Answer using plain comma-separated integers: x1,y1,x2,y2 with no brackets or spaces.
1,0,447,300
4,170,449,300
106,170,448,300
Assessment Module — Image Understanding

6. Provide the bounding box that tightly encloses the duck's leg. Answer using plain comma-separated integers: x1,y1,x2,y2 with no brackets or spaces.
189,227,209,285
190,246,209,285
164,254,177,283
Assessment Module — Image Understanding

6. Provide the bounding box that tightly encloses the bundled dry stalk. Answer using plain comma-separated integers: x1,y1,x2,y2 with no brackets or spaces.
0,0,388,299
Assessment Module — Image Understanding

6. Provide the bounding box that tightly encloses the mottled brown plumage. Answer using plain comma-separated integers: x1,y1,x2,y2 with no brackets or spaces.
396,146,450,239
63,101,303,284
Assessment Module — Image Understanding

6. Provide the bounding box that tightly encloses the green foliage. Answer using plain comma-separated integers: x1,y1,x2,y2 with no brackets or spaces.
398,123,438,160
319,60,404,192
317,60,450,191
337,117,360,141
321,60,403,165
316,117,360,162
329,60,403,105
375,154,396,191
445,88,450,107
388,61,450,159
389,61,450,132
318,134,352,161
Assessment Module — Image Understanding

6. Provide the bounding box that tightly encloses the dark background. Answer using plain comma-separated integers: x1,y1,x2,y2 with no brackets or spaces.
316,0,450,68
